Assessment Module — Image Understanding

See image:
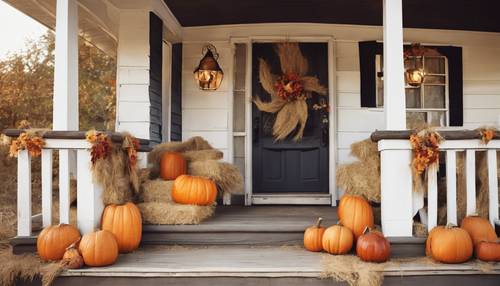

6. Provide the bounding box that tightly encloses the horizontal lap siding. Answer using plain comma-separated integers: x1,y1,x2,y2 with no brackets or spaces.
171,43,183,141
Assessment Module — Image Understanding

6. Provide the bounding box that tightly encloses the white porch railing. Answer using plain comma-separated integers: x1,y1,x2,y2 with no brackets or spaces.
374,130,500,237
6,130,150,238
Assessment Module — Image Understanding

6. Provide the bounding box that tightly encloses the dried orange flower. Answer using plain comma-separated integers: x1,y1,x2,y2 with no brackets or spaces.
479,128,495,145
85,130,112,164
410,129,442,175
9,132,45,157
122,135,140,170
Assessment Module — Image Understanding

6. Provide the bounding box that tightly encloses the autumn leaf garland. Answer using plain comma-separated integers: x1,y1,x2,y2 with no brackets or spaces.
410,129,442,176
9,132,46,157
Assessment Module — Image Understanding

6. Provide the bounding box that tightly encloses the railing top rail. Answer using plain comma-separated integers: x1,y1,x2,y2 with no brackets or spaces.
371,129,500,142
3,129,152,152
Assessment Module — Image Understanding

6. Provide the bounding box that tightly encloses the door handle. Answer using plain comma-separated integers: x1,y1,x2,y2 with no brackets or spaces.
253,117,260,143
321,116,329,147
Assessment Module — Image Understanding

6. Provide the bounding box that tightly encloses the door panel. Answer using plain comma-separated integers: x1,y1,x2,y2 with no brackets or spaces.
252,42,329,194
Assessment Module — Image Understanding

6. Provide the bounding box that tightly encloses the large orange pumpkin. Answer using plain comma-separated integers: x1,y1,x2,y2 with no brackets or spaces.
160,152,186,180
338,195,374,239
101,202,142,253
303,217,326,252
356,228,390,262
322,222,354,255
172,175,217,205
79,230,119,267
475,241,500,262
460,215,497,245
37,224,81,261
426,224,473,263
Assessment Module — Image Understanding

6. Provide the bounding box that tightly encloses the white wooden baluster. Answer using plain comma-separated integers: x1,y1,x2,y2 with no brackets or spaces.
487,150,499,225
59,149,71,224
76,149,104,234
465,150,476,216
427,163,438,232
446,150,457,225
41,149,53,227
17,150,32,236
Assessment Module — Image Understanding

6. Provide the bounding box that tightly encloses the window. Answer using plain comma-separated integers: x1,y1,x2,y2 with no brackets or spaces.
375,54,449,129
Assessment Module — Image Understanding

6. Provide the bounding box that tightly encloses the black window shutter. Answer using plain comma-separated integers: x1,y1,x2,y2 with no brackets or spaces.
149,12,163,144
359,41,382,108
170,43,183,141
436,46,463,126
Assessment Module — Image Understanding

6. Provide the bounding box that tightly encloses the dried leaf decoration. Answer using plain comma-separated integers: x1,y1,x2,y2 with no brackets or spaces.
85,130,112,164
253,43,328,141
477,127,496,145
9,132,45,157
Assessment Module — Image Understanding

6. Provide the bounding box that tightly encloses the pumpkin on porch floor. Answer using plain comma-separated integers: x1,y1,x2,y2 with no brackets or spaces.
160,152,187,180
62,241,84,269
79,230,119,267
460,215,497,245
303,217,326,252
338,195,374,239
426,224,473,263
37,224,81,261
475,241,500,262
356,228,390,263
322,222,354,255
101,202,142,253
172,175,217,206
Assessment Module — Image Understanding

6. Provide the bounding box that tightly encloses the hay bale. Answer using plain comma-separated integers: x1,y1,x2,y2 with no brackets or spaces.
138,202,214,225
139,179,174,203
321,255,385,286
188,160,244,195
183,149,223,162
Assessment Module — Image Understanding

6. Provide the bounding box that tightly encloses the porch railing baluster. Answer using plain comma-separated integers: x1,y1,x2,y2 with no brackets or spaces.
41,149,53,227
445,150,458,225
487,149,499,226
427,164,438,232
465,150,476,216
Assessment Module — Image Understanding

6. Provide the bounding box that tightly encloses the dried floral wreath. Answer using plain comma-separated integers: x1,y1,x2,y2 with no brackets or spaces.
410,129,443,176
253,43,328,141
477,127,497,145
9,131,46,157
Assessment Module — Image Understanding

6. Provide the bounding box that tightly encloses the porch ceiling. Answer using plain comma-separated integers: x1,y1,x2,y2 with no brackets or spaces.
164,0,500,33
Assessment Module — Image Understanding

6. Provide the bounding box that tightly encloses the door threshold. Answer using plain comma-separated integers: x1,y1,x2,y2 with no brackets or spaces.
251,193,332,205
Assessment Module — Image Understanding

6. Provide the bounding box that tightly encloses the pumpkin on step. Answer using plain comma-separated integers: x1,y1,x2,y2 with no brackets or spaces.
460,215,497,245
160,152,186,180
475,241,500,262
426,224,473,263
79,230,119,267
101,202,142,253
37,224,81,261
356,227,390,262
322,222,353,255
303,217,326,252
61,240,84,269
172,175,217,206
337,195,374,239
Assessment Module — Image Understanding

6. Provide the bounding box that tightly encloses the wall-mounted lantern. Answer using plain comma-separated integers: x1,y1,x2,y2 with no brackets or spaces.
404,44,426,87
193,44,223,90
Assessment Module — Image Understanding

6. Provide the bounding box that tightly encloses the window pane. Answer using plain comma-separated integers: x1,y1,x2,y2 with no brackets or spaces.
405,88,421,108
427,111,446,127
234,44,247,90
424,85,445,108
405,56,423,70
233,90,246,132
406,112,427,129
424,75,445,84
425,57,445,74
376,76,384,107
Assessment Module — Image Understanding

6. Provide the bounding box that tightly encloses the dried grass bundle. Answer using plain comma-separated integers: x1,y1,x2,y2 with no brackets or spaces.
188,160,244,195
321,255,385,286
0,247,41,285
139,179,174,203
183,149,223,162
138,202,214,225
276,42,308,76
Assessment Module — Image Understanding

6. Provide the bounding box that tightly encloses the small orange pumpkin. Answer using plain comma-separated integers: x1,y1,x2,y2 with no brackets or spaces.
160,152,186,180
322,222,354,255
61,240,84,269
356,228,390,263
101,202,142,253
460,215,497,245
37,224,81,261
303,217,326,252
475,241,500,262
338,195,374,239
172,175,217,206
79,230,119,267
426,224,473,263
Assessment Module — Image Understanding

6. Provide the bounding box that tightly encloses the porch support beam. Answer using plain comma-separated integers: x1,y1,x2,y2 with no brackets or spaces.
380,0,414,237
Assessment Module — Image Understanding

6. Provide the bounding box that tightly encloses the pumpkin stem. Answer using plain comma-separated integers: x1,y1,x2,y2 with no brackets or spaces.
66,237,81,250
315,217,323,228
445,223,457,229
337,220,343,226
362,226,371,235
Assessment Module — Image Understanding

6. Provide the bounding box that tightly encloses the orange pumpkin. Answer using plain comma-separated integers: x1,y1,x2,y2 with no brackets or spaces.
37,224,81,261
356,228,390,262
303,217,326,252
460,215,497,245
172,175,217,206
101,202,142,253
322,222,354,255
160,152,186,180
79,230,119,267
338,195,374,239
62,241,84,269
475,241,500,262
426,224,473,263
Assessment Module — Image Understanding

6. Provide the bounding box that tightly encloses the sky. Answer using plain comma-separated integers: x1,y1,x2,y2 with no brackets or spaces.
0,1,48,59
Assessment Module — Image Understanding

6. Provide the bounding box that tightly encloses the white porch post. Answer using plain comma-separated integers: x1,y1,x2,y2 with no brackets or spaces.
380,0,414,237
53,0,78,224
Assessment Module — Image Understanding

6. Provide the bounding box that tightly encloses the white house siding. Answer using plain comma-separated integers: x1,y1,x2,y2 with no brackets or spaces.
181,42,233,161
